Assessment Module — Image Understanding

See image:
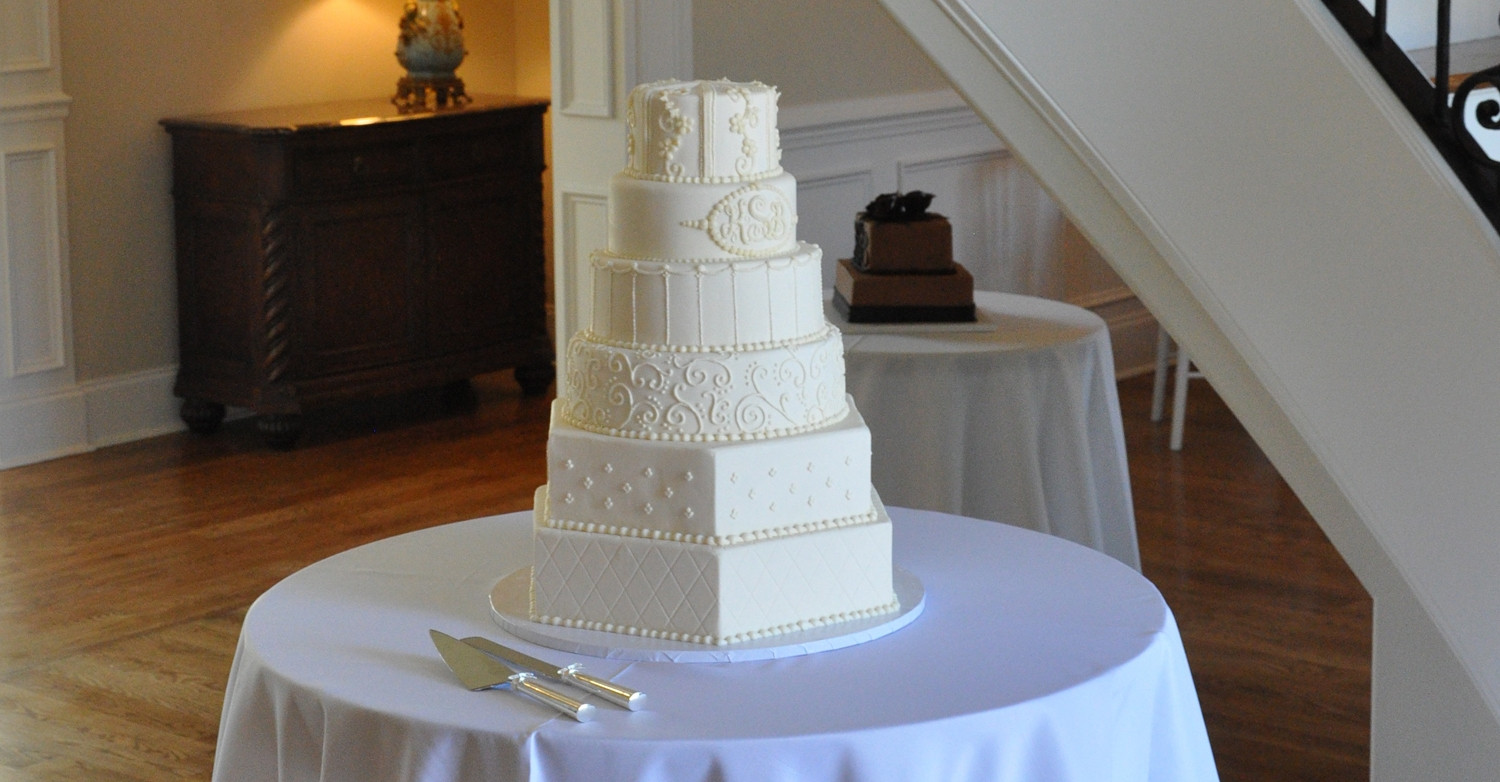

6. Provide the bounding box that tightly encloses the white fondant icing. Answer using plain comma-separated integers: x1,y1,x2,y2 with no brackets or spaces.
543,509,878,548
559,330,848,441
588,245,825,347
626,79,781,183
531,79,894,648
609,172,798,260
531,489,896,646
545,400,874,539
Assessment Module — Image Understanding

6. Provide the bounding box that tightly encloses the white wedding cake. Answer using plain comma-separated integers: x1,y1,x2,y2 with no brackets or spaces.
530,79,897,645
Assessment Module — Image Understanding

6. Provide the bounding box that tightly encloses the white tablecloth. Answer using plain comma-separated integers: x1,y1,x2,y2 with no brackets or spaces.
836,290,1140,569
213,509,1216,781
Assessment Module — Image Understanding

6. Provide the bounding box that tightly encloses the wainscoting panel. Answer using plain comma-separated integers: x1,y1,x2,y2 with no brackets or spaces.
2,144,65,377
557,189,609,349
897,148,1013,291
0,0,49,72
0,0,81,468
792,167,876,288
782,90,1158,375
555,0,615,117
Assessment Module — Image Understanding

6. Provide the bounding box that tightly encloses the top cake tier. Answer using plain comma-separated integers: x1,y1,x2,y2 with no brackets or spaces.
625,79,782,183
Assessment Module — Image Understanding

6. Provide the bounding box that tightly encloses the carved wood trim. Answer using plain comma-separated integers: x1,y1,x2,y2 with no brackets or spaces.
258,206,295,399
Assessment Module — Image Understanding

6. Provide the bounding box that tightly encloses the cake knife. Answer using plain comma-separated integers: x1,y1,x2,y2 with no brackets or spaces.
429,630,596,722
461,635,647,711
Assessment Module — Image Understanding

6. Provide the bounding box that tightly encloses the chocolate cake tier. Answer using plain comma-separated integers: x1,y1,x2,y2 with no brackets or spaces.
833,258,977,323
853,214,954,274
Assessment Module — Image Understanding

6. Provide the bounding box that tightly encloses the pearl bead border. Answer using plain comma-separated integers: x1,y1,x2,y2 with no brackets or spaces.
573,322,840,356
541,508,881,548
558,403,850,443
531,595,900,647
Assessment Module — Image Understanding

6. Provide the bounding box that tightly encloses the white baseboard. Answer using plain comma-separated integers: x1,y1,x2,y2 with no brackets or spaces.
0,366,183,469
0,388,90,469
83,367,187,448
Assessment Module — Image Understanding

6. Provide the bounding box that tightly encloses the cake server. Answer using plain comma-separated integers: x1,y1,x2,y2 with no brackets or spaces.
461,635,647,711
429,630,596,722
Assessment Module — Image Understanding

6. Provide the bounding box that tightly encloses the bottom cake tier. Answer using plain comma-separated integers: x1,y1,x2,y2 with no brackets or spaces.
530,486,898,646
833,258,976,323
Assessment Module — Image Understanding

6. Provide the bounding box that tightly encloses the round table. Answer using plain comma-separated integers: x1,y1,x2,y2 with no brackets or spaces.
834,290,1139,569
212,509,1217,781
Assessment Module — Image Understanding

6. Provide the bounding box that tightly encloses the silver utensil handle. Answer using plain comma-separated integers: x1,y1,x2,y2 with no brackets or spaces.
512,675,596,722
562,667,647,711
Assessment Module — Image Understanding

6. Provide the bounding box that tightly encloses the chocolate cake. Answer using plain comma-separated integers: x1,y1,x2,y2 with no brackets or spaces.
833,191,976,323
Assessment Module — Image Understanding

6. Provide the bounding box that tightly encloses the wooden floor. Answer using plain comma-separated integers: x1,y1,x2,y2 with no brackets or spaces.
1121,374,1372,780
0,372,1370,780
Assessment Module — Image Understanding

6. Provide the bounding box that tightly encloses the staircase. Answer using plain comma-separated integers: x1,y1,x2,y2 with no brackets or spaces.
876,0,1500,778
1322,0,1500,233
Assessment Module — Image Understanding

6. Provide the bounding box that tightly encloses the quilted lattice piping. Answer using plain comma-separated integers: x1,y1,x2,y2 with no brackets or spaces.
542,508,880,547
531,594,900,647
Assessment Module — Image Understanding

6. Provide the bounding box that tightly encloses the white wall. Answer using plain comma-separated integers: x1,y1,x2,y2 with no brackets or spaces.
693,0,948,106
879,0,1500,776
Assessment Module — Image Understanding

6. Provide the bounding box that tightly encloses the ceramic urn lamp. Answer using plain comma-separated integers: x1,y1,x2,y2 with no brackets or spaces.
393,0,471,112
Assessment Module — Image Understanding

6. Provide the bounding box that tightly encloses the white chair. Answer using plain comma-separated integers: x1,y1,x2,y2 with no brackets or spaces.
1150,326,1202,451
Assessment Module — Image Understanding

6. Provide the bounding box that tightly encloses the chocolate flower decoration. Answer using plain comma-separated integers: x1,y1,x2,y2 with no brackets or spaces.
864,191,935,221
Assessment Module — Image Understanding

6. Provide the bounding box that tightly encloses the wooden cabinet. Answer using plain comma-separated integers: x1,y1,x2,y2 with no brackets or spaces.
162,96,553,447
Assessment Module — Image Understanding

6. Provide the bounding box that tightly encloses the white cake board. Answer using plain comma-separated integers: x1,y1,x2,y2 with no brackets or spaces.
489,565,925,663
823,298,999,335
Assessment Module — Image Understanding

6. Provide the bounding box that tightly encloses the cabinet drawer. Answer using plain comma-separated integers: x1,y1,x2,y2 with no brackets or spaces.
293,140,416,195
421,128,543,182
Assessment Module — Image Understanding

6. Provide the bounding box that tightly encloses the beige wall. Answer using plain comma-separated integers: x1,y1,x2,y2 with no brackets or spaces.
58,0,544,382
692,0,948,105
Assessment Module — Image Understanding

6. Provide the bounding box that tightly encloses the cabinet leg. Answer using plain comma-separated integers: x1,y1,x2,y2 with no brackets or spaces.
515,363,555,397
257,414,304,450
181,398,227,435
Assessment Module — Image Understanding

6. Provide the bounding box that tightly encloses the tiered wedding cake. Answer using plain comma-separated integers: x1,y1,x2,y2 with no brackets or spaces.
530,79,897,646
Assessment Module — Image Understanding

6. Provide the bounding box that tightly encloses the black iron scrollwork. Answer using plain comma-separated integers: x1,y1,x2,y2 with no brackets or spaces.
1448,11,1500,170
1305,0,1500,225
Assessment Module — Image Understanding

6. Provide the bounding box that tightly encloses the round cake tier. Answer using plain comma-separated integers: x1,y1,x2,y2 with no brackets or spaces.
559,326,849,441
609,171,798,260
589,244,825,348
625,79,782,183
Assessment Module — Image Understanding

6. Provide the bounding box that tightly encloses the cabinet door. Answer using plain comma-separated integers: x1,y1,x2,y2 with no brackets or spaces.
422,177,547,356
294,196,421,378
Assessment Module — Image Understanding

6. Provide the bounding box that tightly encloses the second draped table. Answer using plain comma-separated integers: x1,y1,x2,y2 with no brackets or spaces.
833,290,1140,569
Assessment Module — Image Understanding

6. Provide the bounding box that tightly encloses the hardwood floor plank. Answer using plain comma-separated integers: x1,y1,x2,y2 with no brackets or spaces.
1119,373,1372,781
0,678,211,780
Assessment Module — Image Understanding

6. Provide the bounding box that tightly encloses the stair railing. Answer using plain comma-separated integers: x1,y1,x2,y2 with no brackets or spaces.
1320,0,1500,228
